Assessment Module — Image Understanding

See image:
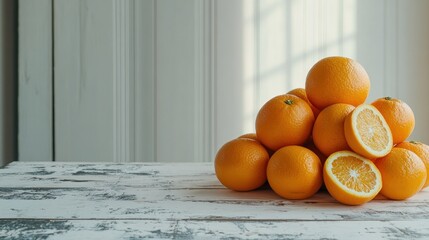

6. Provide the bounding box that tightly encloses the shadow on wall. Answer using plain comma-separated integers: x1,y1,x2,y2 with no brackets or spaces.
0,0,17,166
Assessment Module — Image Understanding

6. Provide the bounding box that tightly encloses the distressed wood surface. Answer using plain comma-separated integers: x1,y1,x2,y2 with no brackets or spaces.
1,162,429,239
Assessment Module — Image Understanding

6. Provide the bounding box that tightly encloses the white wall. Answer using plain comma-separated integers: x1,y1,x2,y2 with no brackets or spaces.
19,0,429,162
217,0,429,158
0,0,16,166
18,0,52,162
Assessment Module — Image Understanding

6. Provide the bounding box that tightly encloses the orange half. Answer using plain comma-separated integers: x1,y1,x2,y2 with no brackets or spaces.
344,104,393,159
324,151,382,205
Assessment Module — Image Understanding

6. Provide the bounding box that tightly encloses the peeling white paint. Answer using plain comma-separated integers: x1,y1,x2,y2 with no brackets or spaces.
0,162,428,239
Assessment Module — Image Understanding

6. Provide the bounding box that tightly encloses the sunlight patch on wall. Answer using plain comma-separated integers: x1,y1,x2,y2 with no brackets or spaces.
240,0,358,135
242,0,257,133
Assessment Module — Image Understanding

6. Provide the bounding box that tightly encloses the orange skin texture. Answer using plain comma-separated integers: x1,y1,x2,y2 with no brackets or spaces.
215,138,269,191
306,56,370,109
304,139,327,190
287,88,321,118
267,145,322,199
256,94,315,151
396,141,429,189
312,103,355,157
238,133,258,141
371,97,415,144
375,148,427,200
304,139,327,166
238,133,275,156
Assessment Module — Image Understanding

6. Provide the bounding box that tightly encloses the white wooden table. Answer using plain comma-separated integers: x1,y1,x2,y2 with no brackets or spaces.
0,162,429,239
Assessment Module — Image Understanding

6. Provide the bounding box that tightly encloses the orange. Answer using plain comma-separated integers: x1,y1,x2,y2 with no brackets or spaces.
323,151,382,205
238,133,258,141
287,88,320,118
375,148,427,200
312,103,355,157
306,56,370,109
304,139,327,166
396,141,429,189
214,138,269,191
371,97,415,144
238,133,274,156
304,139,327,190
256,94,315,150
344,104,393,159
267,146,322,199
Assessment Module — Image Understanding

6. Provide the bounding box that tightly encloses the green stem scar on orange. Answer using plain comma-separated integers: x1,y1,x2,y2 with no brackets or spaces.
284,99,294,105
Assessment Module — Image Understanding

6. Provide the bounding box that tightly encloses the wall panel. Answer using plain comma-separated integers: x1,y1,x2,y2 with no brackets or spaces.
21,0,429,162
18,0,52,162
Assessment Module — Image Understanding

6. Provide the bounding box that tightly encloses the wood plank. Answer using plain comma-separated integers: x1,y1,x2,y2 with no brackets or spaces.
1,163,429,222
1,219,429,239
1,163,429,237
18,0,52,162
1,189,428,221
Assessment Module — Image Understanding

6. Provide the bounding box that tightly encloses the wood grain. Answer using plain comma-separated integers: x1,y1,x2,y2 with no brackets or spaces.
1,219,429,239
1,162,429,239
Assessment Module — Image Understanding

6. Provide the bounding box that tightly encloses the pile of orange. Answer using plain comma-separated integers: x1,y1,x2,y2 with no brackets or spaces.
214,56,429,205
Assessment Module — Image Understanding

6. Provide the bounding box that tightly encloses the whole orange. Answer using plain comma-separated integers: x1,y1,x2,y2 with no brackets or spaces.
304,139,327,190
238,133,258,141
287,88,320,118
256,94,315,150
375,148,427,200
305,56,370,109
371,97,415,144
312,103,355,157
304,138,327,166
238,133,274,156
267,145,322,199
396,141,429,189
215,138,269,191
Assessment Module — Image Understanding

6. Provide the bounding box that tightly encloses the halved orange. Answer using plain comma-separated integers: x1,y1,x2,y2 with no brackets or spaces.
344,104,393,159
323,151,382,205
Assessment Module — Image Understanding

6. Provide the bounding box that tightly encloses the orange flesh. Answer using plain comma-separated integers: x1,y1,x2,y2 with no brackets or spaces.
331,156,377,193
356,109,389,151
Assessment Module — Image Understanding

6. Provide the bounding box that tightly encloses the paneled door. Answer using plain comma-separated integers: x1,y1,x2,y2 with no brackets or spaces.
19,0,429,162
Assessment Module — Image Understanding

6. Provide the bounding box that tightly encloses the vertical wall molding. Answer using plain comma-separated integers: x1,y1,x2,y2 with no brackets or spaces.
193,0,204,163
194,0,215,162
113,1,135,162
208,0,217,162
114,0,215,162
135,0,156,162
